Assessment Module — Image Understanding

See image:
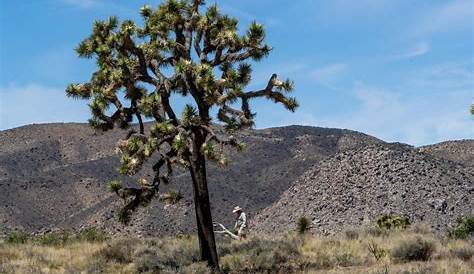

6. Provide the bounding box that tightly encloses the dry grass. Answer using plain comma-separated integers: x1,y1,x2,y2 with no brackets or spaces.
0,226,472,274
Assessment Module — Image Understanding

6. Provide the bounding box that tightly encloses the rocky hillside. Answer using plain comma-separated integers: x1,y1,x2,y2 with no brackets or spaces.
251,143,473,235
0,123,383,236
419,140,474,167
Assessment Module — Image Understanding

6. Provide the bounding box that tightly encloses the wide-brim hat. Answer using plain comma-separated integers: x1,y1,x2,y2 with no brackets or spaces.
232,206,242,213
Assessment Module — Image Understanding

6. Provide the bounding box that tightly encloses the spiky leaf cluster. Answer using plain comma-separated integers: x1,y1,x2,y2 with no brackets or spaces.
67,0,298,223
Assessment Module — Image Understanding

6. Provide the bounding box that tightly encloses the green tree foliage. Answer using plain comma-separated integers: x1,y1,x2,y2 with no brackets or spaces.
66,0,297,269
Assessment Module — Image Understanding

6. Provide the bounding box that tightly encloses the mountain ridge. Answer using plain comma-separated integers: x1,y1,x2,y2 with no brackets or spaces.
0,123,472,236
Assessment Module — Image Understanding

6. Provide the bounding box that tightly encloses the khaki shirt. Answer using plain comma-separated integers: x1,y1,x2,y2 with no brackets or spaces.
234,212,247,234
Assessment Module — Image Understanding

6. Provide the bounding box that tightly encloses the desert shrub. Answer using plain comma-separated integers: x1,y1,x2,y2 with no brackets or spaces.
35,231,71,246
449,246,474,261
181,262,212,274
448,215,474,239
131,237,200,272
160,190,183,205
6,231,30,244
344,229,359,240
297,217,311,234
74,228,108,242
107,180,123,192
219,235,301,273
96,238,138,263
367,241,387,261
377,215,410,230
391,236,435,261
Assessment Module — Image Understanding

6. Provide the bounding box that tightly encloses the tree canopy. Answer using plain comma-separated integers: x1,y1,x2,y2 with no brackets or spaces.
66,0,297,268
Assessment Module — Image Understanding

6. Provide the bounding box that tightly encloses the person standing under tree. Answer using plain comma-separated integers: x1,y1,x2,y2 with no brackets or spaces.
233,206,247,238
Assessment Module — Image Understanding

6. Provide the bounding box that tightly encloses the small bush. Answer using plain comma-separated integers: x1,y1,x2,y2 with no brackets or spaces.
377,215,410,230
219,235,302,273
107,180,122,193
367,241,387,261
450,246,474,261
160,190,183,204
364,226,389,237
96,238,137,263
391,236,435,261
297,217,311,234
6,231,30,244
448,215,474,239
75,228,108,242
344,229,359,240
35,231,71,246
181,262,212,274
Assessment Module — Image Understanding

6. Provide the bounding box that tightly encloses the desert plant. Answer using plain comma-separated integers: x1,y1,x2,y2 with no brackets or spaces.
448,215,474,239
377,215,410,230
449,246,474,261
66,0,297,269
367,241,387,261
182,262,212,274
219,235,301,273
75,228,108,242
391,236,435,262
160,190,184,205
297,217,311,234
6,231,30,244
107,180,123,193
97,238,138,263
35,231,71,246
344,228,359,240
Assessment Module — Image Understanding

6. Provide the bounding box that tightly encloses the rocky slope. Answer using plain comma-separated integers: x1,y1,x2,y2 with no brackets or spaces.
251,143,473,235
419,140,474,167
0,123,382,236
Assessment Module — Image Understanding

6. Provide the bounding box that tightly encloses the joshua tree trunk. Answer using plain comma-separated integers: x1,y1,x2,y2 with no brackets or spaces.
189,131,220,270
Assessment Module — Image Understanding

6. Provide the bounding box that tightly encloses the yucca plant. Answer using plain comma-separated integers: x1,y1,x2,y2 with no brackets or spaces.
66,0,297,269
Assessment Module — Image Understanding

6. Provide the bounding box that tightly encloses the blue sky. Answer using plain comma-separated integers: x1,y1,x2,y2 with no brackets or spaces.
0,0,473,145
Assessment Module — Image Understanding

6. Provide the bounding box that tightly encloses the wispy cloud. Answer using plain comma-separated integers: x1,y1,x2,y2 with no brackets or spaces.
412,0,473,37
61,0,101,9
309,63,347,91
390,42,430,60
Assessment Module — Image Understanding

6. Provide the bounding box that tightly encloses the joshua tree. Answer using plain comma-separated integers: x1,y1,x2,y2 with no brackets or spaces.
66,0,297,269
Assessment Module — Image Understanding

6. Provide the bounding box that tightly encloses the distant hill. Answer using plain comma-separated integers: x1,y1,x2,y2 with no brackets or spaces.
251,143,473,234
0,123,472,236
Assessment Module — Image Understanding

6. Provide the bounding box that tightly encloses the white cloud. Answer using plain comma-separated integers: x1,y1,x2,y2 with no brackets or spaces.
0,84,89,130
61,0,100,8
390,42,430,60
280,66,474,146
412,0,473,36
309,63,347,91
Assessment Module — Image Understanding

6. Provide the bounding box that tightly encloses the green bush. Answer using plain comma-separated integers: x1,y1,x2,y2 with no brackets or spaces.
391,236,435,262
376,215,410,230
6,231,30,244
35,231,71,246
448,215,474,239
297,217,311,234
75,228,108,242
